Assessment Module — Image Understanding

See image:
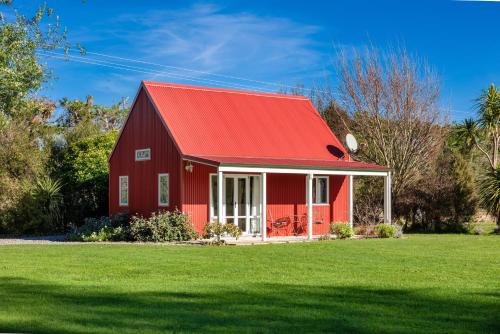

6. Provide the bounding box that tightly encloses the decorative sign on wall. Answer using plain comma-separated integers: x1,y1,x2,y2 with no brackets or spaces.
135,148,151,161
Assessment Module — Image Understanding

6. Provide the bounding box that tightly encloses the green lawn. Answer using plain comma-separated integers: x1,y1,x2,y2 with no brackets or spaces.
0,235,499,333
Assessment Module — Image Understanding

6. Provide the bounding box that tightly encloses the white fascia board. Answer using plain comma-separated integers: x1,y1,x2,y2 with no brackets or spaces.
217,166,389,176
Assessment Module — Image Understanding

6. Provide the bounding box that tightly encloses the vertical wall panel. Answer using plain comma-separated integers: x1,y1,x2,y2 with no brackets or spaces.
109,89,182,217
331,175,349,222
182,161,217,233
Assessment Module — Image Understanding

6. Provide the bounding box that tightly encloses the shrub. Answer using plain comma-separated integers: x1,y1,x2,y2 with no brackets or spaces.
374,223,398,238
67,216,119,241
329,222,354,239
223,223,242,240
129,210,197,242
203,222,242,244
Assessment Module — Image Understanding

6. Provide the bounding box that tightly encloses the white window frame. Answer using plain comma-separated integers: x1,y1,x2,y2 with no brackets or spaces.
158,173,169,206
209,173,218,221
135,148,151,161
306,176,329,205
119,176,129,206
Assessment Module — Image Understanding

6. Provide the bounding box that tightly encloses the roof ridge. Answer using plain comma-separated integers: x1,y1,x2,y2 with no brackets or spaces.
143,81,309,100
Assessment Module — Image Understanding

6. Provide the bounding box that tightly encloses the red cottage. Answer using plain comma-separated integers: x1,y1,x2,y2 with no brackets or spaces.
109,81,392,240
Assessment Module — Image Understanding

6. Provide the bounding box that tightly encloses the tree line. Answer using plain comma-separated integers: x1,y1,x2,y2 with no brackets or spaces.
0,2,127,234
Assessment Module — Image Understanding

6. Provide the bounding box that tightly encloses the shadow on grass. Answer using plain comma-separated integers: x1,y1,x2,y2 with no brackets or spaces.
0,277,498,333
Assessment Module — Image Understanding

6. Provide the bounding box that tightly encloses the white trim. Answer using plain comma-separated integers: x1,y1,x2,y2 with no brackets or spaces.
307,173,313,240
311,176,329,205
135,148,151,161
158,173,169,206
348,175,353,228
218,166,388,176
384,172,392,224
261,172,267,241
119,176,128,207
217,171,224,223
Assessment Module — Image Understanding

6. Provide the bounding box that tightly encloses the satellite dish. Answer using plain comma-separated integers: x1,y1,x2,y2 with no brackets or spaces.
345,133,358,153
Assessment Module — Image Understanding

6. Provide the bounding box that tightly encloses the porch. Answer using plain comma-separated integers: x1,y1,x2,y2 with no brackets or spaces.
211,163,392,241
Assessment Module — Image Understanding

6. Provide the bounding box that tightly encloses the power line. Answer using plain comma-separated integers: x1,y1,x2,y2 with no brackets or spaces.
59,47,330,95
37,51,280,94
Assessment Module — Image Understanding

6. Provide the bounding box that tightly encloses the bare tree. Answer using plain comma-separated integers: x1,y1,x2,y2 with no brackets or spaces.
338,45,446,196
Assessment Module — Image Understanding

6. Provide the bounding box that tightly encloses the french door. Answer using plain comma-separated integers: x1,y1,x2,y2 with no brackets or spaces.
223,175,261,235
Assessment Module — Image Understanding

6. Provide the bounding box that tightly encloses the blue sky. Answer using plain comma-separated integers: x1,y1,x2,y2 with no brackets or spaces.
5,0,500,121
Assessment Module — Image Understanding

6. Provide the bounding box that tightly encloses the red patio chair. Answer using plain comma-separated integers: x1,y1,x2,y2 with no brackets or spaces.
267,209,290,236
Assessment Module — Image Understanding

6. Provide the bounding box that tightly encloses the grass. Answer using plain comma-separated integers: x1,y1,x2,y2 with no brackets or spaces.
0,235,498,333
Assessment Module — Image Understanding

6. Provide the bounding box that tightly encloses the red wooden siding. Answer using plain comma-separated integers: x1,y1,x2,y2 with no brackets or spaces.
109,88,182,217
182,161,217,232
330,175,349,222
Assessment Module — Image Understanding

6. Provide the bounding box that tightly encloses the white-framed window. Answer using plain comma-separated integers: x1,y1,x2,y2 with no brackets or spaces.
135,148,151,161
209,173,218,221
119,176,129,206
158,173,169,206
308,176,329,205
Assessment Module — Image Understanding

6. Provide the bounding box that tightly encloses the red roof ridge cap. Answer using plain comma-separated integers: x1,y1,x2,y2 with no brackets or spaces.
143,81,309,100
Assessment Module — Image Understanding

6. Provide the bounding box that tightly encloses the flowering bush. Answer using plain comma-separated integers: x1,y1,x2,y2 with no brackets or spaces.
203,221,242,244
329,222,354,239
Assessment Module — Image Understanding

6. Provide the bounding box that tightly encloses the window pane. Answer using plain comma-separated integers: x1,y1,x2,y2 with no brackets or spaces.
238,178,246,216
318,177,327,203
159,174,169,205
225,178,234,217
237,218,246,231
120,176,128,205
211,175,218,218
250,217,261,234
312,178,317,203
250,176,260,217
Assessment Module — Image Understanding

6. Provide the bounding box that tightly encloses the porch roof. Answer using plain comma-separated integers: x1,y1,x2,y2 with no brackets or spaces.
184,154,390,172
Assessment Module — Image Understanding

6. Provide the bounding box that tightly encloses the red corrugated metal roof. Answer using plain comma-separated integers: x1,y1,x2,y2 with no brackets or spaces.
142,81,388,170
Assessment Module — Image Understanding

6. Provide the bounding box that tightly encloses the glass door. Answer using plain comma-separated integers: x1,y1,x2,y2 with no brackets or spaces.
223,175,261,235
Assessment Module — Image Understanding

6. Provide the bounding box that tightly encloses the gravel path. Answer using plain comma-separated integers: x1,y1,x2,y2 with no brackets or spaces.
0,235,70,245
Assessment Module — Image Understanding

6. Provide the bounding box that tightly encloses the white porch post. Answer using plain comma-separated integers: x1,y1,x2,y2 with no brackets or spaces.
218,170,224,223
384,171,392,224
348,175,354,228
307,173,313,240
261,172,267,241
